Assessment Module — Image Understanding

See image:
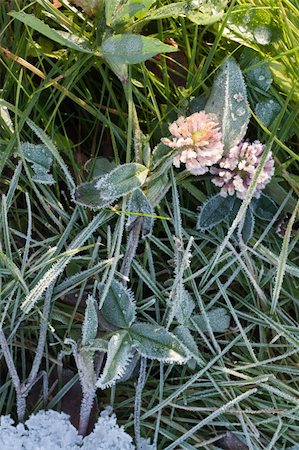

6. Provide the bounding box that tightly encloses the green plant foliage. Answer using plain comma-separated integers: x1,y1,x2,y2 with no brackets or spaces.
205,57,250,151
9,11,92,53
21,143,55,185
174,287,195,326
188,94,207,114
101,34,177,65
2,0,299,447
74,163,148,209
251,193,279,221
240,49,272,92
197,194,236,230
98,280,136,328
126,188,154,238
139,0,227,25
189,308,230,333
173,326,201,363
225,6,281,45
95,163,149,199
84,338,109,353
73,178,113,210
129,322,189,363
85,157,116,178
151,142,175,170
239,207,255,243
82,295,98,346
96,331,133,389
266,179,298,215
105,0,155,27
146,172,170,207
186,0,227,25
255,99,281,127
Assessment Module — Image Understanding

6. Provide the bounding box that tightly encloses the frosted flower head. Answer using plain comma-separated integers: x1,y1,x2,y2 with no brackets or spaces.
161,111,224,175
211,140,275,199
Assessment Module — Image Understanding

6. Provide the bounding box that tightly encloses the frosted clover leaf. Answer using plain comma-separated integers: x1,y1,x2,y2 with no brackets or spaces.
210,140,274,199
161,111,224,175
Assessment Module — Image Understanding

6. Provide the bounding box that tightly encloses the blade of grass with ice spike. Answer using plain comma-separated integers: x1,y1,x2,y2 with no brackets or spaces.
21,210,112,314
271,200,299,314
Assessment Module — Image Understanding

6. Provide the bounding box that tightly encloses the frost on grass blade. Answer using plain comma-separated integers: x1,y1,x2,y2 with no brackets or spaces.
205,57,250,152
82,295,98,345
21,211,110,314
96,331,133,389
129,322,189,364
197,194,235,230
21,143,55,185
98,280,136,329
101,34,177,65
189,308,230,333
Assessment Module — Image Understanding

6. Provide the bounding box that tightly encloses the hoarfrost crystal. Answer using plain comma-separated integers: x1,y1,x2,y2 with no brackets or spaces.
210,140,274,199
0,409,135,450
161,111,224,175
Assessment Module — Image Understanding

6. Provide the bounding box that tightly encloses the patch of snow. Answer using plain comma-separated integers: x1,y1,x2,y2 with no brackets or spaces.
0,408,135,450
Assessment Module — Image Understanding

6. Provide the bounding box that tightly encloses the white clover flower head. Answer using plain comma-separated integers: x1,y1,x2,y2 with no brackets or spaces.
161,111,224,176
210,140,275,199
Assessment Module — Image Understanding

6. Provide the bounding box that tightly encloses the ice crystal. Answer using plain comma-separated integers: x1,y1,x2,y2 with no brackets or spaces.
0,409,135,450
83,408,135,450
210,140,274,199
161,111,223,175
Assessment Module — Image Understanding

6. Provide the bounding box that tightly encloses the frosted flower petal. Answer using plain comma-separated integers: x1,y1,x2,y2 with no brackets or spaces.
211,140,275,199
161,111,224,175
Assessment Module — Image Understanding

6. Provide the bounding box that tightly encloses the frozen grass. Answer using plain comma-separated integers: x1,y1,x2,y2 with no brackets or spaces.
0,0,298,449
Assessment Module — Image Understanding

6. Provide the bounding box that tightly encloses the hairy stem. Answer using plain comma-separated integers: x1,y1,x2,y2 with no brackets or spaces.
0,328,24,420
16,395,26,422
120,217,143,284
79,388,96,436
134,356,147,450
